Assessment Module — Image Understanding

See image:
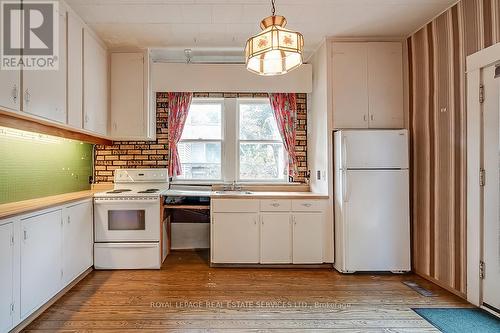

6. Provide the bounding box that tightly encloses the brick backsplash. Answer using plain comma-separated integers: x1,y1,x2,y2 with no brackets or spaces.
94,92,308,183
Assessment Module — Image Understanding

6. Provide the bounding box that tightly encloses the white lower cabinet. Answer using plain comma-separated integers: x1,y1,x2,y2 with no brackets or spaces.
63,201,93,285
212,213,260,263
260,214,292,264
292,213,324,264
20,209,63,319
0,222,14,333
211,199,326,265
0,199,93,332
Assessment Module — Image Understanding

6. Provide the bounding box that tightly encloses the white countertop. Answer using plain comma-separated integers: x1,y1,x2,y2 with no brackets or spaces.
163,189,328,199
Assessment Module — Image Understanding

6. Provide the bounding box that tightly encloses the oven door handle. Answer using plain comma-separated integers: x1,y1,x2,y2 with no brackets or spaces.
95,243,158,248
94,198,159,204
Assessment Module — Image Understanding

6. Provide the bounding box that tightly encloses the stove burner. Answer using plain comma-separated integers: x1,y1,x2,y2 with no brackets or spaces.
138,189,159,194
106,189,132,194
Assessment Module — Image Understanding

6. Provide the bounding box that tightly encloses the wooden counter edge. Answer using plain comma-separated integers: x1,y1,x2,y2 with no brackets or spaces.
0,190,99,219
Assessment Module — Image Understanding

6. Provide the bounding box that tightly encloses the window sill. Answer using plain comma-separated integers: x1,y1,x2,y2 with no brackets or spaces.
170,180,304,186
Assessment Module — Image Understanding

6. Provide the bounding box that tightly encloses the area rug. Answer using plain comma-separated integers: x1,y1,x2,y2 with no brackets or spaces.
413,308,500,333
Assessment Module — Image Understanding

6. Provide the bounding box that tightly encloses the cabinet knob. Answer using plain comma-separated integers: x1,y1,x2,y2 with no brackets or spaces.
370,115,374,121
363,115,367,122
12,85,18,103
24,89,31,104
271,203,280,207
302,203,312,207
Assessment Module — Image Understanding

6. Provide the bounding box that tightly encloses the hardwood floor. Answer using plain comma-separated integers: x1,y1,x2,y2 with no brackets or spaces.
23,250,471,332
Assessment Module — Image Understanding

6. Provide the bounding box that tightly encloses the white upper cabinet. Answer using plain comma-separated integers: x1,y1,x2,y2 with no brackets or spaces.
367,42,404,128
332,42,369,128
0,221,14,333
0,69,20,112
83,29,108,135
332,41,404,129
22,4,67,123
110,52,154,140
67,10,84,129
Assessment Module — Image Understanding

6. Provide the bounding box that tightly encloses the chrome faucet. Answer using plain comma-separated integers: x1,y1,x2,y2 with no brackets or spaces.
223,181,242,191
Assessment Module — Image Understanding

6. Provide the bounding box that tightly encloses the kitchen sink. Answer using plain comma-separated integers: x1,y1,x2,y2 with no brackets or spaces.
214,191,253,195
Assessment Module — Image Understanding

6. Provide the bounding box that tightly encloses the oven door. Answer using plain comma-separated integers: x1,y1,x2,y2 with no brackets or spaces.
94,197,160,242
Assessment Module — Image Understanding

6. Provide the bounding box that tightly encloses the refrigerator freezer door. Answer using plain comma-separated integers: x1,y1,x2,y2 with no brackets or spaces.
340,130,408,169
344,169,410,271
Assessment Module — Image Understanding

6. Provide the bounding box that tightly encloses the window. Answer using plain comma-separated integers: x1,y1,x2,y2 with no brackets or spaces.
175,98,287,183
238,100,286,181
177,100,223,180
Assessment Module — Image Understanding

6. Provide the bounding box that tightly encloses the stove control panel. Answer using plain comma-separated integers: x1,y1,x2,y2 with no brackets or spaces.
115,168,168,183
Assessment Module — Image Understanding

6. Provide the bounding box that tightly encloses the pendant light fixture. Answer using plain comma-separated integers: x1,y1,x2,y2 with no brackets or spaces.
245,0,304,76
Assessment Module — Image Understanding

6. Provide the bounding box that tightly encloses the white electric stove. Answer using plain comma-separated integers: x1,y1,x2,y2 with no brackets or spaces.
93,169,169,270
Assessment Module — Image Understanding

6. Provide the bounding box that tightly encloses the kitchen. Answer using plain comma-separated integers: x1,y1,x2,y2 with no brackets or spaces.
1,0,500,332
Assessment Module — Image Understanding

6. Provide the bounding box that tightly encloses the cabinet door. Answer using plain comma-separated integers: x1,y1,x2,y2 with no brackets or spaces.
0,222,14,332
110,52,145,139
0,69,20,112
261,214,292,264
367,42,404,129
67,11,84,128
332,43,369,129
83,30,108,135
22,5,66,123
292,213,324,264
20,210,62,319
212,213,259,263
63,201,92,285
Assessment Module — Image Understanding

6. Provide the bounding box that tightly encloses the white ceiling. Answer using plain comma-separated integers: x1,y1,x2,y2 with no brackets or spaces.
66,0,457,62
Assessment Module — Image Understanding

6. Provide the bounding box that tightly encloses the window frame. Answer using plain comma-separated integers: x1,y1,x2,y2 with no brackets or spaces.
236,98,288,183
172,97,289,185
174,98,225,183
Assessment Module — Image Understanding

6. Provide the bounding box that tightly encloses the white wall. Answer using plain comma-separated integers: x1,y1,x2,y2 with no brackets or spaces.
307,40,334,263
152,63,312,93
307,41,330,195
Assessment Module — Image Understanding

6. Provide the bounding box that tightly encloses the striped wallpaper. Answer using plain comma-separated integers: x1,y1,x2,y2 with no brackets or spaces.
408,0,500,296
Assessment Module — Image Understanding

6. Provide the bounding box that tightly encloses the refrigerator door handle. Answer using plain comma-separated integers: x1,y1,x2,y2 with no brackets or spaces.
342,169,348,202
342,135,348,170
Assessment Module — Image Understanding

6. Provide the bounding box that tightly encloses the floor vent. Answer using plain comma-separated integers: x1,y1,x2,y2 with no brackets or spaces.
403,281,437,297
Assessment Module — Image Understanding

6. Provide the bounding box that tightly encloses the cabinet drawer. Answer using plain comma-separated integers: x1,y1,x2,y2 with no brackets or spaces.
260,199,291,212
212,199,259,213
292,200,326,212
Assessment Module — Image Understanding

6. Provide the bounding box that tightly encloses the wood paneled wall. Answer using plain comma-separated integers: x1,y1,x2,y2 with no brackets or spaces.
408,0,500,296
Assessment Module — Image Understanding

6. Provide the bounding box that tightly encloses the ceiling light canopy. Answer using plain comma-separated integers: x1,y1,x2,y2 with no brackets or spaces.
245,0,304,76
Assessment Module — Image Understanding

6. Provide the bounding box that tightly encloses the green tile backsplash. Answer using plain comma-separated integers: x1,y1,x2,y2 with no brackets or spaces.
0,126,93,204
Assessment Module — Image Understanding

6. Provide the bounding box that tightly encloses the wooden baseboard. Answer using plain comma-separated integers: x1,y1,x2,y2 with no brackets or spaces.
414,270,467,300
10,267,93,333
210,263,332,269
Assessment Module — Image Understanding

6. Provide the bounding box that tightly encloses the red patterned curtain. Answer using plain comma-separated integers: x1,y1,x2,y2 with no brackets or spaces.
167,92,193,177
268,93,298,178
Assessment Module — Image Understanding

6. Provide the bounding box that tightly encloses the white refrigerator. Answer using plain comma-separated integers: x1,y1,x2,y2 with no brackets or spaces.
334,130,411,273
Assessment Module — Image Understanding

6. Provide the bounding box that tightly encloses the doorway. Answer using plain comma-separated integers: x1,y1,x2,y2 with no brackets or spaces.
466,43,500,314
480,64,500,314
